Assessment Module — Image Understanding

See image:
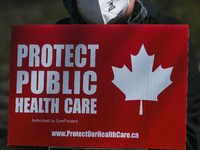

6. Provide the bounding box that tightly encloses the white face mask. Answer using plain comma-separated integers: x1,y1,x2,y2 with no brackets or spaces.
77,0,130,24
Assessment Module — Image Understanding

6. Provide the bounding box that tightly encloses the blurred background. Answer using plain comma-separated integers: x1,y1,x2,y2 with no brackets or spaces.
0,0,200,150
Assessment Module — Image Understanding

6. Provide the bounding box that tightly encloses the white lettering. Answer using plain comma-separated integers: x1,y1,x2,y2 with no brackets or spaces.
15,97,59,113
29,44,40,67
17,45,28,67
64,98,73,114
63,71,72,94
41,44,53,67
74,71,80,94
88,44,98,67
31,71,44,94
54,44,64,67
64,98,97,114
16,71,29,94
83,71,97,95
75,44,87,68
65,44,74,67
15,98,23,113
47,71,60,94
17,44,99,68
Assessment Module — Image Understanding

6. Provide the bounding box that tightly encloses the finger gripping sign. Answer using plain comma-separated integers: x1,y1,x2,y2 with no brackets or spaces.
8,25,188,149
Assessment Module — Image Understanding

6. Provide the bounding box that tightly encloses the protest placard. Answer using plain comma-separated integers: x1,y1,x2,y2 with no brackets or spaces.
8,25,188,149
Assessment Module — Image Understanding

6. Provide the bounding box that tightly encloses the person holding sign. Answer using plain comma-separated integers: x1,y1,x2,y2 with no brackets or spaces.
57,0,200,150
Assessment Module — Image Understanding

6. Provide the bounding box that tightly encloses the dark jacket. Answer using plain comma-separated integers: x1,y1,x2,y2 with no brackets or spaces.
58,0,200,149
